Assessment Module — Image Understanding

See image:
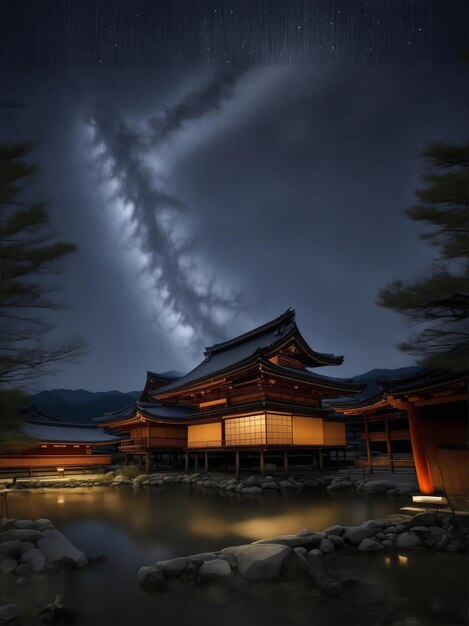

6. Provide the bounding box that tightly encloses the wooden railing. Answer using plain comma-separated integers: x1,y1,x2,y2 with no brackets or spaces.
120,437,187,450
360,430,411,442
355,457,415,469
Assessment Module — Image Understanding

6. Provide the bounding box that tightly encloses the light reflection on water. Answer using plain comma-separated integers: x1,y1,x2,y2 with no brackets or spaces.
2,486,468,626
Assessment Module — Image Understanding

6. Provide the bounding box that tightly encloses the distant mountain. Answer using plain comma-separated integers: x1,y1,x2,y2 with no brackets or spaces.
28,389,141,423
351,366,421,398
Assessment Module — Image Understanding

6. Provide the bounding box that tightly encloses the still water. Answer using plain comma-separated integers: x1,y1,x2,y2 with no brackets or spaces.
2,486,468,626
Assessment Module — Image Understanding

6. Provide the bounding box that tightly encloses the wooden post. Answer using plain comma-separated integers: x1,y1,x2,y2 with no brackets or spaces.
124,454,128,467
319,449,324,472
364,414,373,473
260,450,265,478
235,450,240,481
283,450,289,477
384,416,394,472
185,451,189,472
145,453,150,474
406,403,434,494
204,451,209,474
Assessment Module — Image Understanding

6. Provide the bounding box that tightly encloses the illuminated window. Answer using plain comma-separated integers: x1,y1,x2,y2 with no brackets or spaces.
266,414,292,445
225,415,266,446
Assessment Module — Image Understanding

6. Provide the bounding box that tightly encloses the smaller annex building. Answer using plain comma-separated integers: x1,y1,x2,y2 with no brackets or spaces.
98,309,365,477
0,406,120,476
333,368,469,510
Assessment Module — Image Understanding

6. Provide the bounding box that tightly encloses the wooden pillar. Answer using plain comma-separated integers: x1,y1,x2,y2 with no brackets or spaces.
283,450,289,478
364,414,373,473
319,449,324,472
384,416,394,472
204,451,209,474
407,403,434,494
124,454,128,467
260,450,265,478
235,450,240,481
145,453,150,474
185,451,189,472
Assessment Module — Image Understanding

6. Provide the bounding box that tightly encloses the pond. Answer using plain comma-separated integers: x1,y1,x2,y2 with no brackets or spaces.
2,486,468,626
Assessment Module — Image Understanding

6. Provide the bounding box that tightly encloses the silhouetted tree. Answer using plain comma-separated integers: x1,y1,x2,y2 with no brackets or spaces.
0,141,86,445
378,142,469,371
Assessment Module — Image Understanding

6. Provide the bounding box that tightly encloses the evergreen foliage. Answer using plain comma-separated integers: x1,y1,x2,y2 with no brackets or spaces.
0,141,85,445
378,142,469,371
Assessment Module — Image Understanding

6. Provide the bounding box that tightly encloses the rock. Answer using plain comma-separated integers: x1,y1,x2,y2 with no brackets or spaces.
303,479,320,488
156,557,189,578
21,548,46,573
37,530,88,568
38,594,75,624
137,565,166,590
244,475,259,486
327,480,353,492
9,529,43,543
0,559,17,574
436,534,449,550
34,519,53,529
227,543,292,580
278,480,293,489
360,480,395,494
243,486,263,495
293,547,308,571
20,542,35,554
358,538,382,552
383,526,399,535
343,526,375,546
264,463,277,472
297,529,313,537
329,535,345,548
199,558,231,582
0,540,23,559
309,549,322,556
319,538,335,553
256,533,324,549
361,520,381,531
188,552,218,562
0,604,20,624
395,532,422,550
382,540,395,550
13,520,33,530
409,512,437,528
323,525,345,537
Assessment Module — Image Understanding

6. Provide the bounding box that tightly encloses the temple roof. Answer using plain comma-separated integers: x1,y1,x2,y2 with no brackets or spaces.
95,400,194,425
23,422,120,443
156,309,344,396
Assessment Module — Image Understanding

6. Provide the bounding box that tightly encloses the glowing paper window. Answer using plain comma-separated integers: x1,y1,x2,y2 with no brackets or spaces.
266,414,292,445
225,415,266,446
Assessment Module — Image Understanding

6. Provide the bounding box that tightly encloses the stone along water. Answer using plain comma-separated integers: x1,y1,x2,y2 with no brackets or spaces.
2,486,468,626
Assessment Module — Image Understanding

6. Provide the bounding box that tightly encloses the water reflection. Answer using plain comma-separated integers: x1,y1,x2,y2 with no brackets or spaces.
2,487,467,626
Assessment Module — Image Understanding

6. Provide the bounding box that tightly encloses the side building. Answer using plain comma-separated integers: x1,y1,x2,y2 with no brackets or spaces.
0,406,120,476
98,309,365,477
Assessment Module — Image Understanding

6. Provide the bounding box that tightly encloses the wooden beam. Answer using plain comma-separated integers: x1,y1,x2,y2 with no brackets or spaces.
283,450,289,478
364,414,373,473
260,450,265,478
204,451,209,474
384,416,393,473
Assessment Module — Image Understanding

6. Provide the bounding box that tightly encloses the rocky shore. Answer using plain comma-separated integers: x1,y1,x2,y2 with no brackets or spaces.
0,518,89,581
137,511,467,591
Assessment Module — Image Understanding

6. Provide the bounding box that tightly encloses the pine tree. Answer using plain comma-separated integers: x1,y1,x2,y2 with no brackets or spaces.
0,141,86,446
378,142,469,372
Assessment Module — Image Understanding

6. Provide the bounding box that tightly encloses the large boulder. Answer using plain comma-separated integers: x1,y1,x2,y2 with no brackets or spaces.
343,527,375,546
395,532,422,550
137,565,166,590
37,530,88,568
20,548,45,573
358,539,382,552
8,529,43,543
223,543,292,580
0,559,17,574
12,520,33,530
254,534,312,549
360,480,395,494
156,557,189,578
323,525,346,537
0,540,23,559
199,559,231,582
0,604,21,624
409,512,438,528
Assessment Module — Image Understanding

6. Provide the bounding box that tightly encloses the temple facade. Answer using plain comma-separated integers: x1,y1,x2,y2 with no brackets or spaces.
98,309,364,477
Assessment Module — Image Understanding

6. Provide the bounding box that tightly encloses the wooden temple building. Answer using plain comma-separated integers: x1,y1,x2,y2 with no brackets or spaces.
97,309,365,477
0,406,119,476
333,368,469,510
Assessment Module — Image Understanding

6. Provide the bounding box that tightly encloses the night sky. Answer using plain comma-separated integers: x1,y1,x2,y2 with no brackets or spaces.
2,1,468,392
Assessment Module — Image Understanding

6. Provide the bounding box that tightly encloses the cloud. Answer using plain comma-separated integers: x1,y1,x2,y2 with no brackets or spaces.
88,70,245,352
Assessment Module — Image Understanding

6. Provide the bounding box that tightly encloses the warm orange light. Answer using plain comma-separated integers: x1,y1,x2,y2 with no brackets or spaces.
398,555,408,566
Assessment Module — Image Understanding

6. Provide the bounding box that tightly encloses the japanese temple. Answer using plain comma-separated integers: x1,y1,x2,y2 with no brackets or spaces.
333,368,469,510
0,406,119,476
97,309,365,477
